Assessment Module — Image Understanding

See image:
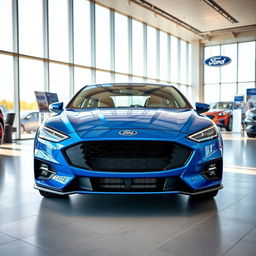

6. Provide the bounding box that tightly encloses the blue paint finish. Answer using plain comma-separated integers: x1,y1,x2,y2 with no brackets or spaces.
34,83,223,195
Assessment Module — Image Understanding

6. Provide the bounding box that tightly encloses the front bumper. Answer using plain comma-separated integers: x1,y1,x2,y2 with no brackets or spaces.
34,183,223,196
34,129,223,196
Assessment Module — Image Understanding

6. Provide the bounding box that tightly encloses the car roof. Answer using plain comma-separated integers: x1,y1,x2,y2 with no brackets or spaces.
82,83,174,89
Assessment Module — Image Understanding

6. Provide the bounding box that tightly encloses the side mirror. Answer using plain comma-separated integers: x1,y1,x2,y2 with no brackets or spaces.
49,102,63,113
195,102,210,114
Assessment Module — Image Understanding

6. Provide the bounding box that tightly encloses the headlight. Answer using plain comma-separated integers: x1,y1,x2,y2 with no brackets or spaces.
38,125,69,142
217,112,227,116
187,125,218,143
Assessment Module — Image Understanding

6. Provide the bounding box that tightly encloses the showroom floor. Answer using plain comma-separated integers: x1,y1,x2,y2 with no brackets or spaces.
0,133,256,256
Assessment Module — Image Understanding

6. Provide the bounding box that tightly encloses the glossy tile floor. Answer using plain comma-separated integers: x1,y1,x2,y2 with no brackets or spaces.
0,132,256,256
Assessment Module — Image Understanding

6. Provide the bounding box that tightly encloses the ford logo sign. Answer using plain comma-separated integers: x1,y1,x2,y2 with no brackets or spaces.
204,56,232,67
119,130,137,136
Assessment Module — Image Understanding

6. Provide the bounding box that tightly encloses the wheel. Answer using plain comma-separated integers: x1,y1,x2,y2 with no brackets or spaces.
0,122,3,144
191,190,218,200
246,132,256,138
20,125,25,134
226,116,233,131
39,190,68,198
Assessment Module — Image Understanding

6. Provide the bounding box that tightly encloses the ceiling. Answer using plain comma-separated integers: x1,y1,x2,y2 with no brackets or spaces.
147,0,256,32
96,0,256,42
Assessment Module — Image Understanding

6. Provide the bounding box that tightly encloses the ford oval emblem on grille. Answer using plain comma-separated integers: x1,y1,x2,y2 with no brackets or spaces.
119,130,137,136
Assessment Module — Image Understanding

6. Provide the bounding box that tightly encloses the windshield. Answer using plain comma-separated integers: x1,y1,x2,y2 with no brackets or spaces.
67,84,191,109
210,102,233,110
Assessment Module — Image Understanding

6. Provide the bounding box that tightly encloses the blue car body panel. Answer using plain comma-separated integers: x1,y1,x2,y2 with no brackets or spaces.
34,83,223,196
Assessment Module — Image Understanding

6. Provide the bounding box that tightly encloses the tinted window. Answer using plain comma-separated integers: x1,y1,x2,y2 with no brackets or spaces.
211,102,233,109
68,84,191,109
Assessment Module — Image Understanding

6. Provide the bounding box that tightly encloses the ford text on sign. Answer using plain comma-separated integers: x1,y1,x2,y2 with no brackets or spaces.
205,56,232,67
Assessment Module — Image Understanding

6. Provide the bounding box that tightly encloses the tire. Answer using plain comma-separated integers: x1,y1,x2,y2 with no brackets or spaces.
39,190,68,198
191,190,218,200
246,132,256,138
0,122,3,144
226,116,233,131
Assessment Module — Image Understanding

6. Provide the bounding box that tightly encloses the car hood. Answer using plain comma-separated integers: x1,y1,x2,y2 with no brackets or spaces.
45,108,212,135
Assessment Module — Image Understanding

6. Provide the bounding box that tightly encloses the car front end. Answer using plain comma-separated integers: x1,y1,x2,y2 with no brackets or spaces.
203,110,231,129
34,83,223,198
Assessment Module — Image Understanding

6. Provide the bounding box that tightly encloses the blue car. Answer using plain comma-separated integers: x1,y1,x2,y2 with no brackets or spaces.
34,83,223,199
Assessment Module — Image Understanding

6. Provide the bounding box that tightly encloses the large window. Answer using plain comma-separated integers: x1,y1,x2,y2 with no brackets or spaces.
132,20,144,76
49,64,70,103
238,42,255,82
74,0,91,66
204,42,256,103
0,0,13,51
115,13,128,73
49,0,69,61
19,0,44,57
0,55,14,113
159,32,168,81
220,44,237,83
74,68,92,92
204,46,220,84
170,36,178,83
95,5,111,70
147,26,157,78
19,58,44,138
0,2,192,139
180,40,187,85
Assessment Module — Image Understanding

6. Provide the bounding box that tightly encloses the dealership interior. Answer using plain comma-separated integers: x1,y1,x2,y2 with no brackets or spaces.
0,0,256,255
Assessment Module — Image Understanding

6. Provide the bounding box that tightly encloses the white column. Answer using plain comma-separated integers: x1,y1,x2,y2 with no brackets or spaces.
191,40,204,102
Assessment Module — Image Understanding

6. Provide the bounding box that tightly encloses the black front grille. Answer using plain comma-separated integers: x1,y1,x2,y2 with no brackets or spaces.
64,140,192,172
90,177,165,192
206,115,215,120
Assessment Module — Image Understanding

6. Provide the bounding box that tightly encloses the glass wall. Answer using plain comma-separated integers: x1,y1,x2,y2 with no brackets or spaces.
74,0,91,66
0,55,14,116
95,5,111,70
0,0,13,52
19,58,44,138
19,0,44,57
48,0,69,62
204,41,256,103
0,0,192,139
115,13,129,73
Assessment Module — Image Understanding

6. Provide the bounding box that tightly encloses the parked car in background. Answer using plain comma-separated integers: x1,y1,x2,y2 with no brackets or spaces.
202,102,233,131
20,111,39,133
0,105,8,120
245,107,256,138
0,108,4,144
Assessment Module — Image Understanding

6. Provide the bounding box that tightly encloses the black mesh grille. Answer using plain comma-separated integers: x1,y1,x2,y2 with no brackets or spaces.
64,140,192,172
90,177,165,192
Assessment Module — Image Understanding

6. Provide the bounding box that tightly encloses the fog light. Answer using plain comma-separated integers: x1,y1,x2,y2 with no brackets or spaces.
38,162,56,180
208,163,217,176
201,159,222,181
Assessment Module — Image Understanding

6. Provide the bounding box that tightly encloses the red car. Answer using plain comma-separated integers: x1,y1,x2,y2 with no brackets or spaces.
202,101,233,131
0,108,4,143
